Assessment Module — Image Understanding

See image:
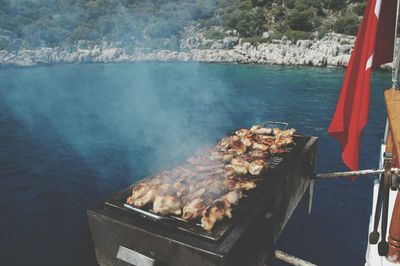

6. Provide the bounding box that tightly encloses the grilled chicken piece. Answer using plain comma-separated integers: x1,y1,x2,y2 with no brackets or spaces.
150,171,176,185
248,149,269,158
190,187,206,199
250,125,273,135
228,146,247,156
240,133,257,147
256,135,276,146
182,198,212,220
248,159,268,176
201,199,232,231
127,182,151,204
221,190,242,205
224,165,236,176
225,177,257,191
235,128,252,137
171,166,195,179
270,146,290,154
217,136,231,150
228,139,247,155
240,136,253,147
130,187,159,208
218,135,240,150
230,158,250,175
172,179,191,197
153,194,183,216
222,153,234,162
204,179,226,196
274,136,294,147
195,164,225,173
252,142,269,151
218,134,248,155
210,149,225,161
225,163,247,176
187,154,213,166
273,128,296,138
128,183,171,208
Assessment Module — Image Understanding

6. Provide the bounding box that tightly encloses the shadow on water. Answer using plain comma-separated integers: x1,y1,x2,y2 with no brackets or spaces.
0,62,390,266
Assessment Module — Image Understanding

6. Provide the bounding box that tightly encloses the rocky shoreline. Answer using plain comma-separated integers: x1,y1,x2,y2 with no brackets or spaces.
0,33,357,68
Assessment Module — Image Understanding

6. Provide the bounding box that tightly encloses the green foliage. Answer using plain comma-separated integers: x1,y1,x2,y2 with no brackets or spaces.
271,5,286,23
198,43,212,49
284,0,295,9
251,0,274,7
270,31,285,40
241,36,269,46
269,30,311,41
0,39,12,51
219,7,267,37
352,2,367,16
0,0,363,51
292,0,324,19
285,30,311,41
333,13,360,36
203,29,225,40
340,40,351,45
323,0,346,11
317,26,330,39
287,9,316,32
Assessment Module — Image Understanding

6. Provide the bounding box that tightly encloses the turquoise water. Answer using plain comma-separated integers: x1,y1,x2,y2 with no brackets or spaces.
0,63,391,265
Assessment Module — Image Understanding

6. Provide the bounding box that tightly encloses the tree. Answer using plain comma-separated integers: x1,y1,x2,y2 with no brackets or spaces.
333,13,360,35
323,0,346,11
287,10,315,32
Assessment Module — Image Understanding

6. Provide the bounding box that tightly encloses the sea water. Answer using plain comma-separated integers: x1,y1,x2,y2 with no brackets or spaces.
0,63,390,265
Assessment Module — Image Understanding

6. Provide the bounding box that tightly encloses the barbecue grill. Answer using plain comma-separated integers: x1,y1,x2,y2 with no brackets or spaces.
88,134,318,266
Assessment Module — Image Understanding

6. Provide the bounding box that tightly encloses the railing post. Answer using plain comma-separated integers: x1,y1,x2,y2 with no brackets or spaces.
387,191,400,262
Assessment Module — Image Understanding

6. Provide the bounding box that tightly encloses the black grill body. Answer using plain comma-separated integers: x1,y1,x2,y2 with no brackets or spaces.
88,136,318,266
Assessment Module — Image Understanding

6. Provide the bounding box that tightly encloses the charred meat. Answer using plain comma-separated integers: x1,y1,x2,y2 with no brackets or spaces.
126,124,296,230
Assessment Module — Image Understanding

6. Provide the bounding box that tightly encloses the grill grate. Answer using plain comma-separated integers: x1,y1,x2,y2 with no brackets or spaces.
104,137,302,242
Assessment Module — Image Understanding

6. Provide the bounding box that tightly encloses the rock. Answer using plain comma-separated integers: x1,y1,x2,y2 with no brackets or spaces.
281,36,288,45
0,32,387,69
262,32,270,38
223,36,239,49
241,42,252,52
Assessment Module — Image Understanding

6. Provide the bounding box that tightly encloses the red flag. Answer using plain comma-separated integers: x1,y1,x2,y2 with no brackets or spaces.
328,0,397,170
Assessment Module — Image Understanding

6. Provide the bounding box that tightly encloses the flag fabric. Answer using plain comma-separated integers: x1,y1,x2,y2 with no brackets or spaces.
328,0,397,171
374,0,398,67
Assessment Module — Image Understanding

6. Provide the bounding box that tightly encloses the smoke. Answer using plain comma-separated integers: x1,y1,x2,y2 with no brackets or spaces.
1,63,234,180
0,0,235,181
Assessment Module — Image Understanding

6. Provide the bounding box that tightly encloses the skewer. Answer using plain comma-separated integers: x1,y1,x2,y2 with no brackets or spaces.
315,168,400,179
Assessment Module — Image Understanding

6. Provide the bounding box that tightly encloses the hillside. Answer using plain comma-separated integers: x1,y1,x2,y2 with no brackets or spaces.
0,0,365,52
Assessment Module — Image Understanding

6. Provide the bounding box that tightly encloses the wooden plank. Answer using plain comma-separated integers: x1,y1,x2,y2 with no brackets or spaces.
385,130,399,167
384,89,400,167
385,89,400,262
388,191,400,263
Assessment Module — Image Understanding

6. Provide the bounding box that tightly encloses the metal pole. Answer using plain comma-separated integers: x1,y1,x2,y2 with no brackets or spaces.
316,169,384,179
392,0,400,89
275,250,317,266
383,118,390,145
